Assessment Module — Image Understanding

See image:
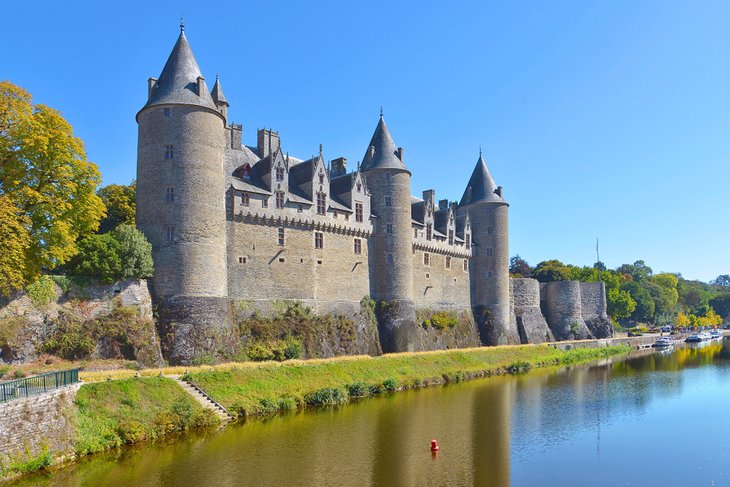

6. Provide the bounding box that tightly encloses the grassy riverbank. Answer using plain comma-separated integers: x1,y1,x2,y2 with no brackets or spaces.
185,344,630,418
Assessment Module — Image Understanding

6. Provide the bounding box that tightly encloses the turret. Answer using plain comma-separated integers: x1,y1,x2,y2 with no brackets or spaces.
135,22,230,363
458,151,519,345
211,75,229,120
362,115,421,351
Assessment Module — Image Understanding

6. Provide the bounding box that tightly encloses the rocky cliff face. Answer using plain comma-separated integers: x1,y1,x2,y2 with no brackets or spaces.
0,279,163,366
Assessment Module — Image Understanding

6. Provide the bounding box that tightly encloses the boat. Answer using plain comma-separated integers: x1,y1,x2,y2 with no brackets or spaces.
710,330,722,340
653,337,674,348
699,332,712,341
685,334,702,343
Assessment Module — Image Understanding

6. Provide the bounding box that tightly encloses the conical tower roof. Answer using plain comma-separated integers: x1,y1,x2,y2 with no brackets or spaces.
360,115,409,173
211,76,228,106
140,25,218,113
459,152,507,206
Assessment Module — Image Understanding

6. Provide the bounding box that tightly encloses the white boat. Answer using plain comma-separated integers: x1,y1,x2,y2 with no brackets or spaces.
699,332,712,341
653,337,674,348
710,330,722,339
685,334,702,343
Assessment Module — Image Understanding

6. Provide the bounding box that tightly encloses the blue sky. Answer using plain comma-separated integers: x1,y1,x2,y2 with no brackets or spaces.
3,1,728,282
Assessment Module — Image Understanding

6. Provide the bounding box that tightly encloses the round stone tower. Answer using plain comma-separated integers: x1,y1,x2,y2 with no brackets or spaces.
136,24,230,363
458,152,519,345
361,115,420,352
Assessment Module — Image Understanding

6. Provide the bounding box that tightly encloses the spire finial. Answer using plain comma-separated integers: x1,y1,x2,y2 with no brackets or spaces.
319,144,323,156
180,16,185,33
216,73,219,81
380,106,383,117
479,145,482,156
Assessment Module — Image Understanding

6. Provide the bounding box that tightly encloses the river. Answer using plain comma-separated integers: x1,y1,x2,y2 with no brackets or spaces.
16,338,730,486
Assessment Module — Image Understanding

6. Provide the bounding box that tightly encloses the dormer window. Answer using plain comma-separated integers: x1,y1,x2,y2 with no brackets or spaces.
319,172,325,185
426,223,432,241
241,164,252,180
355,202,363,222
275,191,285,209
276,167,284,182
316,192,326,215
465,234,471,247
356,182,362,192
448,229,454,245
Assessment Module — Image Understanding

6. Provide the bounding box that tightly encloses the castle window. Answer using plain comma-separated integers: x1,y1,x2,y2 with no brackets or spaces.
298,204,303,212
465,234,471,247
446,256,451,269
241,164,252,180
354,238,362,254
384,196,392,207
345,213,349,221
386,173,391,182
333,211,338,219
317,259,323,265
262,198,268,208
386,223,393,234
165,187,174,202
424,253,430,266
355,202,363,222
356,182,362,192
165,225,174,242
426,223,432,241
164,145,174,160
276,167,284,182
463,259,468,271
488,271,493,278
386,254,393,264
277,227,285,246
241,193,250,206
238,256,248,264
163,108,171,117
276,191,285,209
414,228,418,238
426,273,430,279
486,247,493,257
314,231,324,249
448,229,454,245
319,172,325,185
316,192,326,215
279,257,286,263
487,226,494,235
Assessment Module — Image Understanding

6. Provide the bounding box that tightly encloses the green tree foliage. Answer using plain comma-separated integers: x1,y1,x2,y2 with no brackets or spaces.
509,255,532,277
607,288,636,320
67,234,122,283
97,182,136,233
533,260,573,282
711,275,730,287
709,294,730,321
0,81,106,286
621,281,655,322
114,224,153,280
66,225,153,283
616,260,653,281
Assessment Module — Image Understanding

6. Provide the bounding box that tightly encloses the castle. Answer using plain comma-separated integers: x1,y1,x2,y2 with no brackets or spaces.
136,25,612,362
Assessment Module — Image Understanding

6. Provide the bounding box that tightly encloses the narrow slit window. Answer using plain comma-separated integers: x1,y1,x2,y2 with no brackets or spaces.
277,227,285,246
315,231,324,249
164,145,174,160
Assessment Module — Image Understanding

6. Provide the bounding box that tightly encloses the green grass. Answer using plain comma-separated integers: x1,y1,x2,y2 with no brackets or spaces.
74,376,219,455
0,446,53,481
186,344,630,418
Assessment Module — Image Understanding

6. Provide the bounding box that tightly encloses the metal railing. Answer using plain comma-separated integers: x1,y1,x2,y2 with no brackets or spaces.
0,368,79,403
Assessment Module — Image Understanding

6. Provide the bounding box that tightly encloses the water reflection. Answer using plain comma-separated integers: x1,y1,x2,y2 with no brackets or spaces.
15,339,730,487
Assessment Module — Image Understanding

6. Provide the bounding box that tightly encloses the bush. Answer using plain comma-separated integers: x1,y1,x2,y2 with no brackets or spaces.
113,224,153,280
51,275,72,294
346,382,371,397
245,337,303,362
382,378,398,392
304,387,348,406
26,275,56,307
506,361,533,374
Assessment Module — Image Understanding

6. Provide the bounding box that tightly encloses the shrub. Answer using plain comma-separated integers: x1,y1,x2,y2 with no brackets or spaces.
0,316,24,348
245,337,303,362
346,382,371,397
382,378,398,392
51,275,72,294
507,361,533,374
113,224,153,280
26,275,56,307
304,387,348,406
430,311,459,330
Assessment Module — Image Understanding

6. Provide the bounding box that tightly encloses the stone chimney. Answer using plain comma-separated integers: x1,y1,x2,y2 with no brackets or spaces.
396,147,404,161
495,186,503,198
230,124,242,150
439,199,449,210
422,189,435,204
147,78,157,99
196,76,207,97
331,157,347,177
257,128,280,158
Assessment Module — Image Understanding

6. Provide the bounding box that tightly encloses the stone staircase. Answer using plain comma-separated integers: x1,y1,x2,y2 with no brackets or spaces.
173,378,235,424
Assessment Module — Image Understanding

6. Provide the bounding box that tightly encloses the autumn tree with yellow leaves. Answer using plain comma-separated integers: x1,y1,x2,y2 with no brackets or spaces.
0,81,105,294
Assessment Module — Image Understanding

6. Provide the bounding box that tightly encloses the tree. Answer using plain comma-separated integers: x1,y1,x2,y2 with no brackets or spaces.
0,81,105,286
0,195,30,295
616,260,653,282
97,182,136,233
709,293,730,321
509,255,532,277
533,260,573,282
607,288,636,321
649,273,679,317
622,281,655,322
675,312,690,328
711,275,730,287
593,261,607,272
66,234,122,283
113,224,153,280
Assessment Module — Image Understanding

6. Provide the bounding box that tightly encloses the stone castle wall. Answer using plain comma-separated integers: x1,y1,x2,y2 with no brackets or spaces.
411,249,471,309
0,384,80,471
510,279,554,344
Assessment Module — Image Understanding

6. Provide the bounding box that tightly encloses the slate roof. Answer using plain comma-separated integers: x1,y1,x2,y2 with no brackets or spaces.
459,153,507,206
361,116,409,173
141,29,218,114
231,177,271,195
211,77,228,106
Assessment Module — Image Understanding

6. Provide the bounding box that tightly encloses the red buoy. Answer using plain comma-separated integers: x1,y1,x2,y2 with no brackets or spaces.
431,439,440,452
